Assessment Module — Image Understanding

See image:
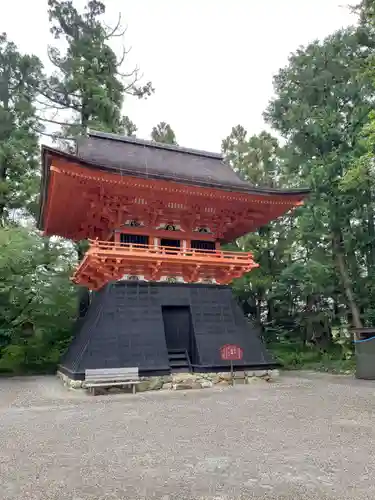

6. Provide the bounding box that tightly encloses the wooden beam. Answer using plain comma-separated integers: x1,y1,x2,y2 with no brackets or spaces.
114,226,215,241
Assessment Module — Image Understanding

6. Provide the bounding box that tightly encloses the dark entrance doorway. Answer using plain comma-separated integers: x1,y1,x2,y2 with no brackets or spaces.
162,306,194,371
162,306,191,351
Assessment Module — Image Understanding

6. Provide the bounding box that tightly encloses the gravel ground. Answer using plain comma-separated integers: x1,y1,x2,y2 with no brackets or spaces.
1,371,375,500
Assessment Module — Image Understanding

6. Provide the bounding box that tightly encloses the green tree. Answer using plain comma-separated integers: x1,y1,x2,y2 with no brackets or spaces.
151,121,178,145
40,0,152,142
222,128,298,330
122,115,137,137
222,127,285,187
344,1,375,324
355,0,375,25
0,33,43,221
0,226,76,373
265,28,375,329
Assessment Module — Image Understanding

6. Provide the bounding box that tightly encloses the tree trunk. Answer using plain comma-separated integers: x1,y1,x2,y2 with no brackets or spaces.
333,232,362,329
366,190,375,273
303,295,315,345
267,298,274,324
0,160,8,222
256,297,262,324
0,68,10,221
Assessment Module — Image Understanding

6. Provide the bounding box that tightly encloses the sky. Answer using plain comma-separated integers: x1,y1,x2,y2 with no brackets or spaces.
2,0,356,152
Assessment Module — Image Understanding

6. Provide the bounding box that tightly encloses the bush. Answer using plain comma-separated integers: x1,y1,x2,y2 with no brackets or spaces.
0,227,76,375
269,340,355,374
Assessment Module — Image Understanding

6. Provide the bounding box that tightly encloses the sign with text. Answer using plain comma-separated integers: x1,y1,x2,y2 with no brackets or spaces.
220,344,243,361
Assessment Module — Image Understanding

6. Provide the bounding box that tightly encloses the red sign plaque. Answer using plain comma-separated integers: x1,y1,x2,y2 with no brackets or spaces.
220,344,243,361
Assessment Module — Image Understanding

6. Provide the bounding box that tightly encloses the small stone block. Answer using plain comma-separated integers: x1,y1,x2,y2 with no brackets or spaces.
174,383,193,390
251,370,268,377
233,378,246,385
200,380,213,388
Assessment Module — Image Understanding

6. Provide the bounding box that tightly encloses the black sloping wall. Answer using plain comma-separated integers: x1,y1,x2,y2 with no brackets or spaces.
59,281,276,380
60,283,170,379
189,286,274,368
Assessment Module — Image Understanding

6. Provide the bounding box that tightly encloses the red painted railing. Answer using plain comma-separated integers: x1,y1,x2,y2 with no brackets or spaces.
87,239,256,264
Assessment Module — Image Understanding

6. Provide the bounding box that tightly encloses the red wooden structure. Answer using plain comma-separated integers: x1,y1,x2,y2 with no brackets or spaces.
37,131,309,379
39,132,307,290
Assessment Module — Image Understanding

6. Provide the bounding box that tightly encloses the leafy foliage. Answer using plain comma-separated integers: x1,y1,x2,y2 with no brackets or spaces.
0,33,43,220
0,227,76,373
264,27,375,331
151,122,178,145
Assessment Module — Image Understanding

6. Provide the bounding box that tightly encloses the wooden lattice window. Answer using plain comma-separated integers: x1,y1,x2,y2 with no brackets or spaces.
191,240,215,251
120,234,149,246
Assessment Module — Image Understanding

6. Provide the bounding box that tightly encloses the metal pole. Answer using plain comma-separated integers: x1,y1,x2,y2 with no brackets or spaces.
231,360,234,386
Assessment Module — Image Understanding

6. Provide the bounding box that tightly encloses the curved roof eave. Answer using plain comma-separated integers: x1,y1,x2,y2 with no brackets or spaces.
38,145,310,231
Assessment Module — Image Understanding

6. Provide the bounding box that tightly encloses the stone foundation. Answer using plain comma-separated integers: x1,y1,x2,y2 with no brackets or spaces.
57,369,280,392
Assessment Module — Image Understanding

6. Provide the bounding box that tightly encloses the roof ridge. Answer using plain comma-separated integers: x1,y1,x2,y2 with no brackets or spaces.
88,130,224,161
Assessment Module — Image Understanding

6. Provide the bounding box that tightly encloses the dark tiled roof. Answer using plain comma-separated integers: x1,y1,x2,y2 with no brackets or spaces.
38,132,310,230
75,131,254,190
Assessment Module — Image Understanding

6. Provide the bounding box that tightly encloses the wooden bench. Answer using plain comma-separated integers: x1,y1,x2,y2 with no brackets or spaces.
85,367,140,395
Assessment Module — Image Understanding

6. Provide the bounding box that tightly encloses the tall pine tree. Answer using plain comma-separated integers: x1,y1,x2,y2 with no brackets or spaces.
0,33,43,221
39,0,152,142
